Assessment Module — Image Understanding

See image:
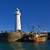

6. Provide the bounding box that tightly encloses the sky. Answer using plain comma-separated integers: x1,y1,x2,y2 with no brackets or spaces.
0,0,50,32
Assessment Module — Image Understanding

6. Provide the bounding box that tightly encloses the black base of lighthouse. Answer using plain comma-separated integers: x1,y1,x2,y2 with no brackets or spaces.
17,30,21,32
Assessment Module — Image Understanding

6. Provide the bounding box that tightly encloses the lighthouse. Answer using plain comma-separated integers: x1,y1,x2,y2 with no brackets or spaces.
14,8,21,32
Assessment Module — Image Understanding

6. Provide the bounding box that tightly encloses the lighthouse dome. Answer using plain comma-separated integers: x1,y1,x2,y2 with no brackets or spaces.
15,8,21,15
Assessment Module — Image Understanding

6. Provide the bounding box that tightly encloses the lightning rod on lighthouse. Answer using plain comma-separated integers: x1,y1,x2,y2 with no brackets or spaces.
14,8,21,32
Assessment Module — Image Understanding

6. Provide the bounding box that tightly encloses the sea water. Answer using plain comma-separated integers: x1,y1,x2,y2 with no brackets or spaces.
0,40,50,50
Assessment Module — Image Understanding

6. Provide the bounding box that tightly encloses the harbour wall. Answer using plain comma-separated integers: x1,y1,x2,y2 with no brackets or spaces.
0,32,48,42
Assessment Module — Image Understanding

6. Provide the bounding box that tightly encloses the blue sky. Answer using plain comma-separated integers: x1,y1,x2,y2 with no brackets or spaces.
0,0,50,32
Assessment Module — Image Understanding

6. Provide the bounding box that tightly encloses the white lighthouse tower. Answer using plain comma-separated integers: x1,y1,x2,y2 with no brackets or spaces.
14,8,21,32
